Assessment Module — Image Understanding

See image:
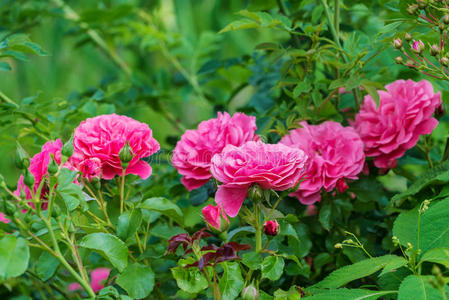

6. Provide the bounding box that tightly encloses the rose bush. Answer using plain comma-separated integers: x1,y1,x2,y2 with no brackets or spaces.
1,1,449,299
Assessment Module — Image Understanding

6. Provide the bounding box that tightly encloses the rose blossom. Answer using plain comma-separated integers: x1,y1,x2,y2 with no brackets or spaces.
352,79,441,169
72,114,160,180
210,141,308,217
172,112,258,191
263,220,279,236
280,121,365,205
68,267,110,293
202,204,229,231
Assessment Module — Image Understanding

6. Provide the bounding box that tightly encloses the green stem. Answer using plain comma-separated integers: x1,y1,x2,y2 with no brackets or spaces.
0,90,19,108
254,202,262,252
120,169,126,214
443,136,449,162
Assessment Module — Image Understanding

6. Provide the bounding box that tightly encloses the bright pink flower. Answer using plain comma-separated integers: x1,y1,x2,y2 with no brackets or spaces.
280,121,365,205
353,79,441,169
73,114,160,180
202,204,229,231
172,112,258,191
68,268,110,294
412,40,424,53
74,156,102,181
0,212,10,224
210,141,308,217
13,175,32,200
263,220,279,236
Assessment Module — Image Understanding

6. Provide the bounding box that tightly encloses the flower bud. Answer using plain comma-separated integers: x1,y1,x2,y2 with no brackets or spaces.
404,32,412,42
263,220,279,236
441,56,449,66
241,284,258,300
61,134,74,158
23,169,34,188
430,44,440,56
395,56,404,64
248,184,263,202
393,38,403,49
336,179,348,193
15,143,30,170
4,200,16,215
47,154,59,176
412,40,425,54
51,204,61,218
443,15,449,24
407,4,419,15
439,22,446,32
202,205,229,232
416,0,427,9
119,142,134,169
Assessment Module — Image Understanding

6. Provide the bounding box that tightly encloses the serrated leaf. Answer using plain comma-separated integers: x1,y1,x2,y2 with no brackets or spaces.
304,288,397,300
398,275,448,300
242,252,262,270
219,262,244,300
79,233,128,272
313,255,405,289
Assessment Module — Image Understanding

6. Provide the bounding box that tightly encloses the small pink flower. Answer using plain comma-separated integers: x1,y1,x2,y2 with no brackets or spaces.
263,220,279,236
73,114,160,180
173,112,258,191
353,79,441,169
210,141,308,217
280,121,365,205
412,40,425,53
202,204,229,231
0,212,10,224
68,268,110,294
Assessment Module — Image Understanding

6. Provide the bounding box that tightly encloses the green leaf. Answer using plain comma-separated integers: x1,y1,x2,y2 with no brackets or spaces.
293,82,312,98
313,255,405,289
398,275,447,300
116,263,155,299
0,62,11,71
261,256,285,281
36,251,59,281
171,259,208,294
56,168,84,211
420,248,449,267
79,233,128,272
393,198,449,254
219,262,244,300
274,286,302,300
242,252,263,270
0,236,30,279
304,289,397,300
117,209,142,241
319,204,332,231
361,81,380,105
139,197,183,225
390,160,449,207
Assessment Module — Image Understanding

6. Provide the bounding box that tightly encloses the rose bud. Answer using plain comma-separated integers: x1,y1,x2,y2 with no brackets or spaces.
395,56,404,64
202,204,229,232
47,154,59,176
263,220,279,236
443,15,449,25
241,284,258,300
336,179,348,193
61,134,74,158
407,4,419,15
393,38,403,49
430,44,440,56
404,33,412,42
417,0,427,9
15,143,30,170
411,40,425,54
441,57,449,67
119,141,134,169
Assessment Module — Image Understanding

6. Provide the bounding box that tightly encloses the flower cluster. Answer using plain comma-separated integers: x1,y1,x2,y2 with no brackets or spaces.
172,112,258,191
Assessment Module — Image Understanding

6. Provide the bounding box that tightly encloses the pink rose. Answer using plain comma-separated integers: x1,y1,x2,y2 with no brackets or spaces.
72,114,160,180
210,141,308,217
68,267,110,294
202,204,229,231
352,79,441,169
280,121,365,205
172,112,258,191
0,212,10,224
263,220,279,236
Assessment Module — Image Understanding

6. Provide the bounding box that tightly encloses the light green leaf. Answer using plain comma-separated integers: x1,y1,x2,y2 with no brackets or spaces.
139,197,183,225
116,263,155,299
117,209,142,241
261,256,285,281
57,168,83,211
0,62,11,71
398,275,447,300
304,289,397,300
242,252,263,270
79,233,128,272
313,255,405,289
0,235,30,279
171,259,208,294
420,248,449,267
219,262,244,300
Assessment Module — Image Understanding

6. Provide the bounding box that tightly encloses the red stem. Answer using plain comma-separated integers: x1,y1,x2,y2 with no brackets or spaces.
419,14,435,24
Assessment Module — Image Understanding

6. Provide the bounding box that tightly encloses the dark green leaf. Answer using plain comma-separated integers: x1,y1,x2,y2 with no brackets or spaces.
36,251,59,281
117,209,142,241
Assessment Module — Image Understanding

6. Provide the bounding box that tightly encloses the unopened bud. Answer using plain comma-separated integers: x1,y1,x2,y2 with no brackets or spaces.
119,142,134,169
248,184,263,202
4,200,16,215
412,40,425,54
15,143,30,170
202,205,229,232
23,169,34,188
443,15,449,24
430,44,440,56
241,284,258,300
439,22,446,31
334,243,343,249
393,38,403,49
441,56,449,66
404,33,412,42
395,56,404,64
47,154,59,176
407,4,419,15
263,220,279,236
61,134,74,158
417,0,427,9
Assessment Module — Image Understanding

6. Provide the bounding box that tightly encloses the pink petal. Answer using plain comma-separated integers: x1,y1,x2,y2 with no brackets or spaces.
125,160,152,179
215,185,248,217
